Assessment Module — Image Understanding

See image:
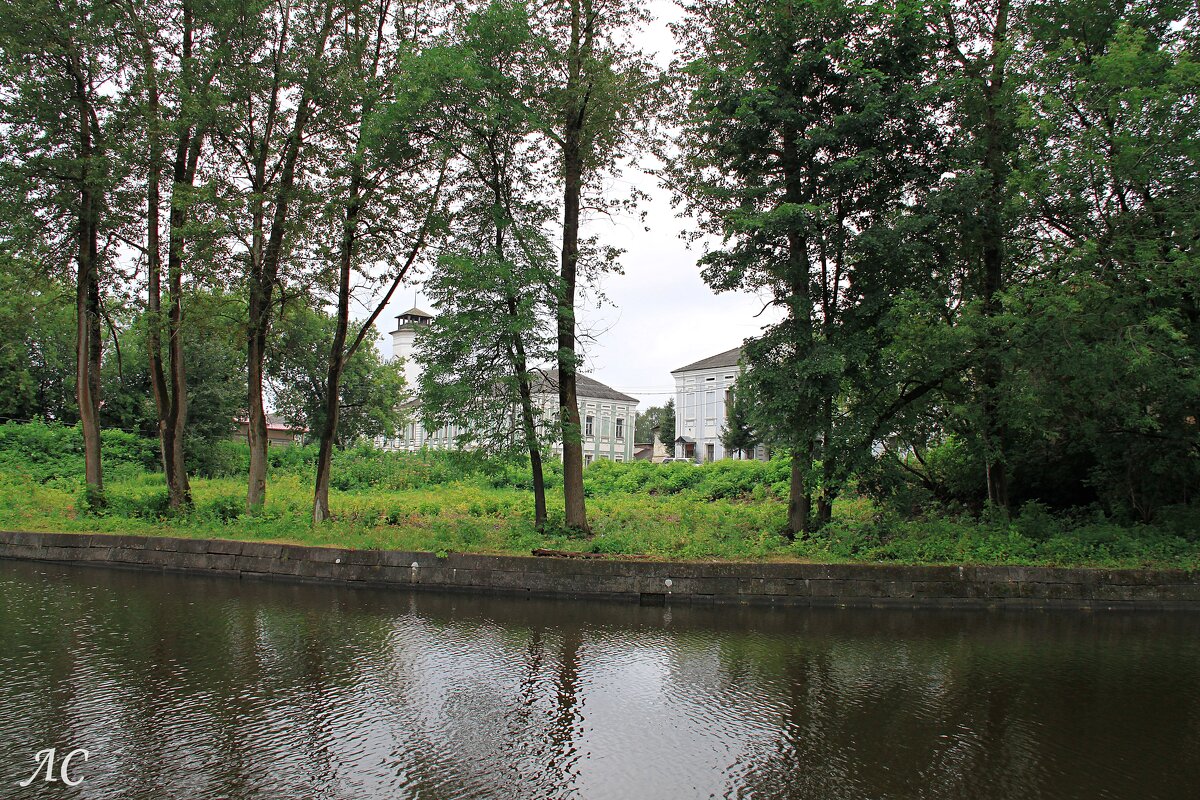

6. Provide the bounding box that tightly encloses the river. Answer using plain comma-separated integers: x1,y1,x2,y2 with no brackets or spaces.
1,559,1197,799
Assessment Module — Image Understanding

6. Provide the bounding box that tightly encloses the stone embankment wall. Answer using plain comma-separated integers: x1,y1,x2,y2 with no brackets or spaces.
2,530,1199,609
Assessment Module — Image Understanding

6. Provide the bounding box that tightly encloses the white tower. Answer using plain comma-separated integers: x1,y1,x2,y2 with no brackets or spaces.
389,307,434,392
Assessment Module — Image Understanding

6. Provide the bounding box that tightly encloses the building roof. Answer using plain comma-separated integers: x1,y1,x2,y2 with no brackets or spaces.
236,414,306,432
671,346,744,374
390,307,435,334
533,369,639,404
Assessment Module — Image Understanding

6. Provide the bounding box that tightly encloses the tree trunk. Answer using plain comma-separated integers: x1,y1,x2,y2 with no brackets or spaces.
558,147,587,532
312,375,341,522
141,9,197,510
817,394,835,528
70,54,103,502
245,8,334,512
313,173,359,523
978,0,1012,512
780,117,816,538
556,0,590,533
247,285,270,510
510,302,547,529
786,447,811,537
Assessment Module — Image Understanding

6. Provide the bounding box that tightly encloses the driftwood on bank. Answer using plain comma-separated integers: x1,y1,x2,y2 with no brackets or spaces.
531,548,652,560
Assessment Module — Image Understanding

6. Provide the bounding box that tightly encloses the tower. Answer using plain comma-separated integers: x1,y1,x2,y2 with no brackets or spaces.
389,307,434,391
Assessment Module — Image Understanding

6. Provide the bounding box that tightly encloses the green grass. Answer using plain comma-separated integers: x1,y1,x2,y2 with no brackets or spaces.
2,420,1199,569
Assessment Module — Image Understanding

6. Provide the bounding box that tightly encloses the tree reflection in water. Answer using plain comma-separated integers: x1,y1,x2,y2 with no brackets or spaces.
0,561,1197,800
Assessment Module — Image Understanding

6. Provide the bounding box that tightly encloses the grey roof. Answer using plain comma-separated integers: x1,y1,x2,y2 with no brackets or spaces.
390,307,436,334
533,369,639,404
671,346,744,374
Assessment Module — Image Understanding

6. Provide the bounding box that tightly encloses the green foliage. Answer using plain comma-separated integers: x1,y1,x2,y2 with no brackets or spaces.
268,304,407,444
667,0,946,530
720,376,758,459
0,421,1197,568
0,419,158,483
0,265,76,423
633,400,675,454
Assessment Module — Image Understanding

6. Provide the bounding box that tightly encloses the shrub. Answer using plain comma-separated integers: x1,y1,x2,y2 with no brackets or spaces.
0,419,158,483
199,494,244,523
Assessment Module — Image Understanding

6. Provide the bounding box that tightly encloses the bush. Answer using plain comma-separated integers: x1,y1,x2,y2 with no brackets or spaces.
199,493,243,523
0,419,158,482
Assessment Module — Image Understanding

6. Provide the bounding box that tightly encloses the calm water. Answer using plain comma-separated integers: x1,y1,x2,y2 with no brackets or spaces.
1,560,1199,800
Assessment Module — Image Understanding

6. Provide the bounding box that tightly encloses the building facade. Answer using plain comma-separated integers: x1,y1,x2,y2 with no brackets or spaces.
548,371,638,465
382,308,637,462
672,346,766,462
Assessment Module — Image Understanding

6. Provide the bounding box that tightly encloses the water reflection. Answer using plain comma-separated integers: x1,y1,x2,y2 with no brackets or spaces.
1,560,1197,800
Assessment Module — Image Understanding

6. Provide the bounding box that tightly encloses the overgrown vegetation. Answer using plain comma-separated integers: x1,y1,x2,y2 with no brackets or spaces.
3,420,1197,569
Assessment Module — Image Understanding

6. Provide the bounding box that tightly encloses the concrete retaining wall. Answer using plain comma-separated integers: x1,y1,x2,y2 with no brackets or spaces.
2,530,1199,609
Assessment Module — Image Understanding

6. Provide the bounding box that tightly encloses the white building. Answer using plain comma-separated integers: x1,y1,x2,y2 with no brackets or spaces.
539,370,638,465
383,308,637,462
672,346,767,462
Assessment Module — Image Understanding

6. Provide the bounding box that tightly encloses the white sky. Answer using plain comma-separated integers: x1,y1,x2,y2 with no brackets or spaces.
374,0,784,410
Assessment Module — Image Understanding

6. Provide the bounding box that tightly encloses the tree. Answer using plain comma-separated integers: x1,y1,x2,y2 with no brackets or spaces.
407,1,562,528
121,0,238,509
720,377,758,459
633,399,675,455
532,0,652,532
0,262,77,423
0,0,130,503
268,305,406,446
668,0,940,534
1000,0,1200,519
938,0,1023,512
215,0,343,511
307,0,450,523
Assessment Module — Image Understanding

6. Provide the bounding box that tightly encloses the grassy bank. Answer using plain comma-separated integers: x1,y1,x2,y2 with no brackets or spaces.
2,421,1199,569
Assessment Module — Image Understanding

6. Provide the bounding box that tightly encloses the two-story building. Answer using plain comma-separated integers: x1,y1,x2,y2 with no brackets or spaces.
672,346,767,462
382,308,637,462
534,370,638,465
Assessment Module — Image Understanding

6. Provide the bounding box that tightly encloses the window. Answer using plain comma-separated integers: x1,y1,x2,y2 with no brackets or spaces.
585,415,594,437
706,443,715,462
585,454,593,466
615,418,624,439
705,376,715,382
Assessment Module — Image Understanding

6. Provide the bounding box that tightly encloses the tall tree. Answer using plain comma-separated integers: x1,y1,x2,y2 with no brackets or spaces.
940,0,1022,511
668,0,940,534
123,0,235,508
406,1,561,528
217,0,342,511
532,0,651,532
1004,0,1200,518
0,0,127,503
308,0,449,523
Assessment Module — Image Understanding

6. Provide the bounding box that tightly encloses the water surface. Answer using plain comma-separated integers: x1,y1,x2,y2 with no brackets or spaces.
1,559,1198,799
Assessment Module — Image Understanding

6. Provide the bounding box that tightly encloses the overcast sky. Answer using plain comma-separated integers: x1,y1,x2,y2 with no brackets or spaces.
375,0,784,410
